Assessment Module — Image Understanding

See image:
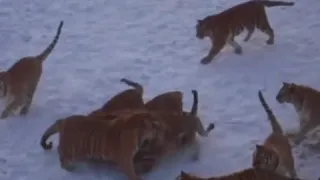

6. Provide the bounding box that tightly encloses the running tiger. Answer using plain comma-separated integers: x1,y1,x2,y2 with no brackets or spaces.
175,168,305,180
253,91,297,178
0,21,63,119
40,113,166,180
88,78,144,117
276,82,320,144
196,0,294,65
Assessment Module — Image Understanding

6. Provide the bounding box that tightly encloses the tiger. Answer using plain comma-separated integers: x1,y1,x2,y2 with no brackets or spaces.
149,90,215,161
88,78,144,117
276,82,320,145
129,90,215,174
145,91,183,113
196,0,294,65
0,21,63,119
40,112,166,180
175,168,304,180
252,90,297,178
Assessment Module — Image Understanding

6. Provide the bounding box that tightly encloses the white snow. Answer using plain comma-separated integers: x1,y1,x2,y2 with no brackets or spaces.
0,0,319,179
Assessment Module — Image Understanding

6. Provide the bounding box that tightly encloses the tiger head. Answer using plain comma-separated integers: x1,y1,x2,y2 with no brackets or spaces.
0,71,7,97
175,171,203,180
196,19,211,39
276,82,297,104
252,144,279,171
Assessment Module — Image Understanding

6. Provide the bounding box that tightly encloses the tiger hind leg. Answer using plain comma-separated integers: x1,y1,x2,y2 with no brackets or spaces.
1,98,23,119
244,26,255,42
60,157,76,172
257,11,275,45
227,39,242,55
20,85,37,115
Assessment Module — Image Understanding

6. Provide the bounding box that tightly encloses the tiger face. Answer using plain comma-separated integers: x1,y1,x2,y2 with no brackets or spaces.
276,82,296,104
196,19,211,39
252,144,279,171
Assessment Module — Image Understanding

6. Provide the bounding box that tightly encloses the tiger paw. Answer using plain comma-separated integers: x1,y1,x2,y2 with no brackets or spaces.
235,48,242,55
20,107,29,116
200,56,212,65
266,39,274,45
61,163,76,172
207,123,215,131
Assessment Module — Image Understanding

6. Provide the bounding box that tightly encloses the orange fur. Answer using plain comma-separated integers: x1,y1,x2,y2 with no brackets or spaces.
40,113,166,180
196,1,294,65
175,168,303,180
145,91,183,113
253,91,297,178
0,21,63,119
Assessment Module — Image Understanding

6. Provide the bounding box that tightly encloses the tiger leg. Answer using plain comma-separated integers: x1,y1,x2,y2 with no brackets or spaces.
20,84,37,115
244,26,255,42
200,36,226,65
57,145,76,172
116,138,143,180
227,39,242,55
1,98,23,119
134,155,159,174
257,11,274,44
292,121,317,145
288,168,298,179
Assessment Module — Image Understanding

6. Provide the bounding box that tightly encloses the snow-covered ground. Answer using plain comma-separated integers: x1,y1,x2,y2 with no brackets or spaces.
0,0,319,179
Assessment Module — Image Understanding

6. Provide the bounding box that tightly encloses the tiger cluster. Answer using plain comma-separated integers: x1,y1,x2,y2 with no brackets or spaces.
0,0,320,180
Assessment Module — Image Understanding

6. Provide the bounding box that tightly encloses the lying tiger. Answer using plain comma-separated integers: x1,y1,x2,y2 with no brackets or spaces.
196,0,294,65
175,168,307,180
40,112,166,180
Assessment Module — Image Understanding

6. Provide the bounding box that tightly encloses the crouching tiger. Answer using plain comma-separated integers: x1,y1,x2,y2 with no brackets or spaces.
40,113,166,180
196,0,294,65
175,168,307,180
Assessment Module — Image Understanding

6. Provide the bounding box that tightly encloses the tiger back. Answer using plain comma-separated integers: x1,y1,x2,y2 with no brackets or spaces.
88,78,144,118
175,168,303,180
196,0,294,65
145,91,183,113
253,91,297,178
0,21,63,119
276,82,320,144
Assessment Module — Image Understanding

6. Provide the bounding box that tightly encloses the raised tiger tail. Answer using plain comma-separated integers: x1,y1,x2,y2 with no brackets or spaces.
120,78,143,94
190,90,198,116
258,90,283,134
259,0,294,7
40,119,63,150
190,90,215,136
36,21,64,63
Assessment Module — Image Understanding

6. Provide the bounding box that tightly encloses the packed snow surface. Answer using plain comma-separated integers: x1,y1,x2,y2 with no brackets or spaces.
0,0,319,179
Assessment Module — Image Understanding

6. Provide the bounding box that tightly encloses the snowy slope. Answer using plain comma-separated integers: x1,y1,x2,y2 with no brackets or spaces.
0,0,319,179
